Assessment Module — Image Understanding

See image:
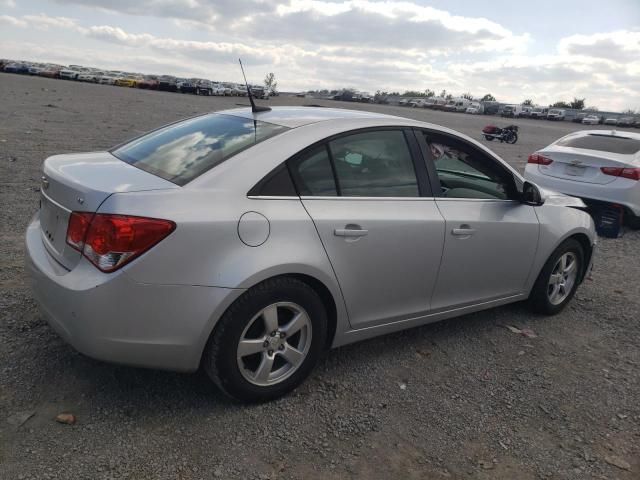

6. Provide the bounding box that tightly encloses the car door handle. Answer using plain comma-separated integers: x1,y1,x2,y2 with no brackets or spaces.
334,228,368,237
451,226,476,236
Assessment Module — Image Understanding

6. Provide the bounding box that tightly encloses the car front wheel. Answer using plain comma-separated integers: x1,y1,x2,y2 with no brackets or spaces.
529,239,584,315
203,277,327,402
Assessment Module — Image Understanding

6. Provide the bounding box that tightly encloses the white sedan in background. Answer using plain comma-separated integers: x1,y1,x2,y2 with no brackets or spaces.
525,130,640,228
582,115,600,125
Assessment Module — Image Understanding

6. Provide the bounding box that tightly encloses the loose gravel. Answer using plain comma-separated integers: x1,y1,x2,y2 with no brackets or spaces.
1,74,639,479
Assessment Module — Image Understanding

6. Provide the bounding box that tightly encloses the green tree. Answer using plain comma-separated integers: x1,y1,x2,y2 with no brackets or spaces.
462,92,474,100
480,93,496,102
424,89,435,97
570,97,585,110
439,89,448,98
522,99,534,106
552,101,571,108
263,72,277,94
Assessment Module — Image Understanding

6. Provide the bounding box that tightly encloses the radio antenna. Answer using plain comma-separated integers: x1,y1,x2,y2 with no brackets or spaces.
239,58,271,113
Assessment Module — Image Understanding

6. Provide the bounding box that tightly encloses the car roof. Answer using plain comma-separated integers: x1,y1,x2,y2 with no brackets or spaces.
221,106,402,128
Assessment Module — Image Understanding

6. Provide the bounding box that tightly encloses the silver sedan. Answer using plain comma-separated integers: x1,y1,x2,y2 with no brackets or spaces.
26,107,596,401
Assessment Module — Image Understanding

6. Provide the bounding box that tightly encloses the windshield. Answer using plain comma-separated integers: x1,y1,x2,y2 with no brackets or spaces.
112,114,290,186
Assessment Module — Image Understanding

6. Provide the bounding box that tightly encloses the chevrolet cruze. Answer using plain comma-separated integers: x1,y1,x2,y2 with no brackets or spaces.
26,107,596,401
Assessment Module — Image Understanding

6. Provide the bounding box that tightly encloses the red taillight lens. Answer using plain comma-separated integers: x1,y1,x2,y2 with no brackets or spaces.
528,153,553,165
66,213,175,272
600,167,640,181
66,212,93,251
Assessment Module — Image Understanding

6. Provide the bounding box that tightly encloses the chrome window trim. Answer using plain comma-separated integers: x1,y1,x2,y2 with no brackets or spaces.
434,197,517,203
247,195,300,200
299,195,436,201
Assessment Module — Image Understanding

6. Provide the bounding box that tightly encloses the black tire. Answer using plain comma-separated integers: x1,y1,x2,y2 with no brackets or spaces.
203,277,327,402
529,239,584,315
484,135,494,141
506,132,518,144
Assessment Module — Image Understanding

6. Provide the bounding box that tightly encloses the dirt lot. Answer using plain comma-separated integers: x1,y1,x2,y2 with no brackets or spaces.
1,73,639,480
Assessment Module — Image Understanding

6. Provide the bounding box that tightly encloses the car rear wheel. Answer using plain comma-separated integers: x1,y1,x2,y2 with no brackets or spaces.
529,239,584,315
203,277,327,402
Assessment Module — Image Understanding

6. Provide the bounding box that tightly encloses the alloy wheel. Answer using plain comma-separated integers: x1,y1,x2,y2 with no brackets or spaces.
236,302,312,386
547,252,578,305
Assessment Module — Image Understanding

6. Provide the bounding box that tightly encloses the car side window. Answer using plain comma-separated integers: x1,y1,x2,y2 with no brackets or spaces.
289,145,338,196
423,133,516,200
328,130,419,197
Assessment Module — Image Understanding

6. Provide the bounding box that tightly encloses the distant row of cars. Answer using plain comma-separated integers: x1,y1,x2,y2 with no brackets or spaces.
0,60,273,99
393,96,639,127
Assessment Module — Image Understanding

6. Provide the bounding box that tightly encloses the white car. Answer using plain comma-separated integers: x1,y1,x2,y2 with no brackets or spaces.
99,76,117,85
603,117,618,126
77,73,97,82
59,69,80,80
547,109,566,121
582,115,600,125
525,130,640,227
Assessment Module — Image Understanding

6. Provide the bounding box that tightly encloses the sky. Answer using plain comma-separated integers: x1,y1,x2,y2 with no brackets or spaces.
1,0,639,111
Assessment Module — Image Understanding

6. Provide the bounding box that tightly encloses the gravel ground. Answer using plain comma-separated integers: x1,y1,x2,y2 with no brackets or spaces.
1,73,639,480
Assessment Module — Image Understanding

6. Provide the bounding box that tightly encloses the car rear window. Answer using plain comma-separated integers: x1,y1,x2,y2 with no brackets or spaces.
556,134,640,155
112,114,289,185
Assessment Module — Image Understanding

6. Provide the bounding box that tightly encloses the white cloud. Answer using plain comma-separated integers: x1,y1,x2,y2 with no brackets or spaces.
1,9,639,111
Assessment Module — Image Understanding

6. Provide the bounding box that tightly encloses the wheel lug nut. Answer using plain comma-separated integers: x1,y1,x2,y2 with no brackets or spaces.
278,345,284,351
268,349,274,355
280,332,286,338
263,341,269,347
270,331,277,337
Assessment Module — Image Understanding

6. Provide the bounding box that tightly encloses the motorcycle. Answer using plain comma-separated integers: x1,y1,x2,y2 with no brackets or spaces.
482,124,519,144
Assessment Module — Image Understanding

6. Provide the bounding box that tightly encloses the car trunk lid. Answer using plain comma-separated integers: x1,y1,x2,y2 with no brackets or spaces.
535,148,638,185
39,151,178,270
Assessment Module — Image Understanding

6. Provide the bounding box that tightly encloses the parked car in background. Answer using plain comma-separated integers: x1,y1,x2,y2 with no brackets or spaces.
618,117,635,127
138,77,159,90
425,97,448,110
77,72,98,82
4,63,29,74
481,101,500,115
525,130,640,228
115,76,141,88
398,98,412,106
195,80,213,95
517,106,533,118
26,106,596,402
502,105,524,117
99,75,118,85
582,115,601,125
59,69,80,80
158,77,178,92
39,67,61,78
603,117,619,126
547,109,566,121
178,81,197,94
251,85,269,99
28,65,44,75
530,107,549,119
572,112,588,123
465,103,484,114
409,99,427,108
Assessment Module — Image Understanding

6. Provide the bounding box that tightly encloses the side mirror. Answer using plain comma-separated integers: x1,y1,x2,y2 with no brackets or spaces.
521,181,545,206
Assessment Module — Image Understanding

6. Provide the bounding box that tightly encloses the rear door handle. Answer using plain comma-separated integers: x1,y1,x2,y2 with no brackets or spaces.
334,228,368,237
451,226,476,236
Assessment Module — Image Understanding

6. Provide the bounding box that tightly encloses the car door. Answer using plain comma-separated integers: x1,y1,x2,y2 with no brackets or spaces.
416,130,539,311
288,129,445,329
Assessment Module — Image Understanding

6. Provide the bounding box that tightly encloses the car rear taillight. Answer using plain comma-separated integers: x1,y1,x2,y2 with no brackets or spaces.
600,167,640,181
527,153,553,165
66,213,175,272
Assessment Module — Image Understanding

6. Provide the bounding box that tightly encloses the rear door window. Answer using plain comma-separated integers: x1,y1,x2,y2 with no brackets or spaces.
328,130,419,197
556,134,640,155
112,114,289,186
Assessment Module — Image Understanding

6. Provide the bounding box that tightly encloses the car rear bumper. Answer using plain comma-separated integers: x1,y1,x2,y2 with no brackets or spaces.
25,215,244,372
525,166,640,216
